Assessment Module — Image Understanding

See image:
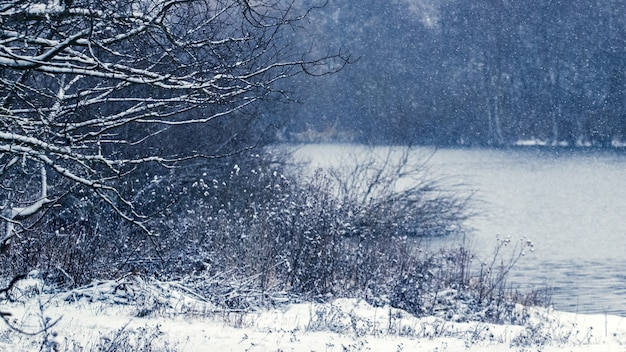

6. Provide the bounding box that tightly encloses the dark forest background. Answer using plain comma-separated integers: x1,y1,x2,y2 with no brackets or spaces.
281,0,626,147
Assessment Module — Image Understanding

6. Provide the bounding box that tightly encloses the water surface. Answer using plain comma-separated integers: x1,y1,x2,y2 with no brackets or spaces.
426,147,626,315
295,144,626,316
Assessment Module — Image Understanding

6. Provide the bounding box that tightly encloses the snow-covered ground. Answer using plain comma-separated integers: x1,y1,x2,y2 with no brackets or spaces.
1,275,626,351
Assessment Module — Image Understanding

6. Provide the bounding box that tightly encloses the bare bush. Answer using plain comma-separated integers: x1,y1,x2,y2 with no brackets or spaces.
326,146,473,238
390,238,547,325
2,146,546,326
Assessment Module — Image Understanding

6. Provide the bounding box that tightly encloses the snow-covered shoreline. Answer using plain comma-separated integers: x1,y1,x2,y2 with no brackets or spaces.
2,276,625,351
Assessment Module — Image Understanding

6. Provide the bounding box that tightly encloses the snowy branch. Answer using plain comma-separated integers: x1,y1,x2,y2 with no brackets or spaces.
0,0,349,241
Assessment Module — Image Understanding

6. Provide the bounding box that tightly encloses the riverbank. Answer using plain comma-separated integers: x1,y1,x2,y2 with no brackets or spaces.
1,276,625,351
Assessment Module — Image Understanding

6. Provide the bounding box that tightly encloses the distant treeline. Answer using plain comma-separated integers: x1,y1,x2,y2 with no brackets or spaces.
281,0,625,147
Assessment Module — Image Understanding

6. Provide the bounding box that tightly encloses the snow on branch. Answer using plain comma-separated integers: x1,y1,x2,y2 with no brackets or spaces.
0,0,350,240
1,165,50,249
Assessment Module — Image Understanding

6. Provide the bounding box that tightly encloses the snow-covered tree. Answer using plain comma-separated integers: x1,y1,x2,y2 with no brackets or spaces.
0,0,348,249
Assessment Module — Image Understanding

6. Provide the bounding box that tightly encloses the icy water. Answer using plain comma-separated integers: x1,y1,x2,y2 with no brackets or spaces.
294,144,626,316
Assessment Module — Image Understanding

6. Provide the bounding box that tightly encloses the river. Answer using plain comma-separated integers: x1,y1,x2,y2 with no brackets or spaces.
293,144,626,316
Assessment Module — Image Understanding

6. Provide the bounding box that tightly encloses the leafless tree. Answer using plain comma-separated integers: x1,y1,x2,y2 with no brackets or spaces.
0,0,349,249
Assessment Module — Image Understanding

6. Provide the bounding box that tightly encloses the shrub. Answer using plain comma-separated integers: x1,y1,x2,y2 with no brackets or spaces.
1,146,546,325
325,146,472,238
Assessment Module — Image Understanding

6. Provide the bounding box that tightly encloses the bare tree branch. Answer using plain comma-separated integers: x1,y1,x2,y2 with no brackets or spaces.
0,0,350,241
